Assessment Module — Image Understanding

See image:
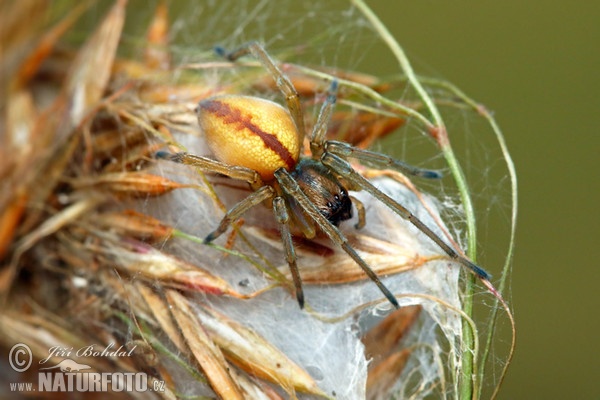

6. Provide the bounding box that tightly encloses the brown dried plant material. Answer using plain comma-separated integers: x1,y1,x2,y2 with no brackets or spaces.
65,0,126,127
89,128,148,156
136,283,187,353
0,197,101,296
235,374,286,400
0,189,27,260
277,231,444,284
69,171,192,197
363,306,422,398
103,239,250,298
138,284,282,399
366,349,412,400
165,289,244,400
0,313,93,369
255,68,384,97
12,2,92,90
327,111,405,150
194,306,327,397
0,0,47,96
145,1,171,70
362,306,422,360
1,0,126,242
95,210,174,243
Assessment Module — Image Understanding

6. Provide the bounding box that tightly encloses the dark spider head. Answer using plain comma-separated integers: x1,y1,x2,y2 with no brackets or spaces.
292,159,352,226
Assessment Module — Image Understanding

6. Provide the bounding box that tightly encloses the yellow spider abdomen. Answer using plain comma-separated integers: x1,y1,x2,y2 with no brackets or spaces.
198,95,301,181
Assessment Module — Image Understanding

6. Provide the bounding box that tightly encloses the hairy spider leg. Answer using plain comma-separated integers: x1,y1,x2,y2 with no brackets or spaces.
325,141,443,179
275,168,400,309
203,186,274,243
156,154,311,307
321,152,491,280
216,42,307,142
349,195,366,229
155,151,264,188
273,197,304,308
310,81,441,179
309,80,339,158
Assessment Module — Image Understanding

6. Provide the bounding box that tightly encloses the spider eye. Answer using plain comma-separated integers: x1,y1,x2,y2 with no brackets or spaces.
327,191,352,226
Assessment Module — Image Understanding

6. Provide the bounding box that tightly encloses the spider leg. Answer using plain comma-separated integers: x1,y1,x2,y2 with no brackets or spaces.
309,80,339,158
350,195,366,229
273,197,304,308
215,42,307,142
321,152,491,280
325,141,442,179
204,185,275,243
274,168,400,309
156,151,264,189
286,196,317,239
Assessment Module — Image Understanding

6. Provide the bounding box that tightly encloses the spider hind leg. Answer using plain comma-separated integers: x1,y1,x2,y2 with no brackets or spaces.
273,197,305,308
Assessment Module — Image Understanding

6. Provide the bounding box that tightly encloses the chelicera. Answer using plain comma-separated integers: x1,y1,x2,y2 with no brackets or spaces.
157,42,490,308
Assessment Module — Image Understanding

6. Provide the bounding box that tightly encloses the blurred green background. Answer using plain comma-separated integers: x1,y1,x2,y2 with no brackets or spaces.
41,0,600,398
368,1,599,399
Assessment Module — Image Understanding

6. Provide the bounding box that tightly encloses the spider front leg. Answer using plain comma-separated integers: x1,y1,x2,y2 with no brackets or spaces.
325,141,443,179
309,80,441,179
321,152,491,280
155,151,264,189
216,42,307,141
155,151,273,242
203,185,275,243
309,80,338,158
274,168,400,309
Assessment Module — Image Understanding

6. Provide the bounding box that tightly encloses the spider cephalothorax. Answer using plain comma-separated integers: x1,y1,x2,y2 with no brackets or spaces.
291,159,353,226
157,42,490,308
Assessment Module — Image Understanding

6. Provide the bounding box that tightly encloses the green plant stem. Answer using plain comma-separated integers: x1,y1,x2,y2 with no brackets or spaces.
351,1,480,398
413,76,517,398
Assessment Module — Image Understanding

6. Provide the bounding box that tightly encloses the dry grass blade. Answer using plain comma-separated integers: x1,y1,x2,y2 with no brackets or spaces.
103,239,251,297
12,2,91,89
137,283,284,399
136,282,186,353
327,111,405,150
0,0,47,92
234,372,286,400
165,289,244,400
65,0,126,126
0,189,27,260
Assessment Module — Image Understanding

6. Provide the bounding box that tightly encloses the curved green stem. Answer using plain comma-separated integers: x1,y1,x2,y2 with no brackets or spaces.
351,1,480,398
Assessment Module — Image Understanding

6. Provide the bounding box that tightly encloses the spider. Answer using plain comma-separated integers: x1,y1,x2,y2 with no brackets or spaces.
156,42,490,309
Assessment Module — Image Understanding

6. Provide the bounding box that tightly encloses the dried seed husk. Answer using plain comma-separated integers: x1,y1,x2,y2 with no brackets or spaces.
195,306,327,397
70,172,192,197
